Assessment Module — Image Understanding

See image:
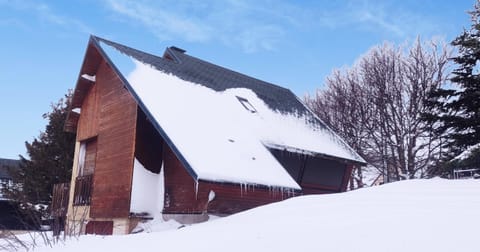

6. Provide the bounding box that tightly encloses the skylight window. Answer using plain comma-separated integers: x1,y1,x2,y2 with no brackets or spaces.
236,96,257,113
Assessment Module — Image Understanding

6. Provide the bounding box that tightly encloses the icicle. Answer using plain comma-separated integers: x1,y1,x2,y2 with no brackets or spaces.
208,190,216,202
194,180,199,200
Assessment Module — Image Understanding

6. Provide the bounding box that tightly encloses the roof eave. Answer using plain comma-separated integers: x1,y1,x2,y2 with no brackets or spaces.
264,142,367,166
197,178,302,192
64,35,103,132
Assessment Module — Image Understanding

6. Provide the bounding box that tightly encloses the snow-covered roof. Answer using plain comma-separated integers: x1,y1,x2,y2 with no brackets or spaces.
86,36,365,189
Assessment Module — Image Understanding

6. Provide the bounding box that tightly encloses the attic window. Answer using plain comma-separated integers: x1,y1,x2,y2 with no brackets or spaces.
236,96,257,113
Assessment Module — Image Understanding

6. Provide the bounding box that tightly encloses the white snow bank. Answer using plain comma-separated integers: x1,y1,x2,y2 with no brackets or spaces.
132,216,182,234
129,158,164,217
32,179,480,252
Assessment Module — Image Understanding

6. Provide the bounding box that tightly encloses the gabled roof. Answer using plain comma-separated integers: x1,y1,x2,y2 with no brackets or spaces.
96,38,306,115
68,35,365,190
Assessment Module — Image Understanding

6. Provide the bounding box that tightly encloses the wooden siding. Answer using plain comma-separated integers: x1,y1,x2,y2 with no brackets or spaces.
70,39,103,109
162,142,298,215
77,84,99,141
85,221,113,235
163,144,201,213
203,181,298,215
83,60,137,219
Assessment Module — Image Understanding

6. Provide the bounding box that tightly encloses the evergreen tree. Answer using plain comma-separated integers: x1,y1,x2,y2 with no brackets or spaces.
424,1,480,159
8,92,76,207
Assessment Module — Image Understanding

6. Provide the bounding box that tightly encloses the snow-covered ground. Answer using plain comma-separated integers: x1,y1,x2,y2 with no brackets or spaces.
8,178,480,252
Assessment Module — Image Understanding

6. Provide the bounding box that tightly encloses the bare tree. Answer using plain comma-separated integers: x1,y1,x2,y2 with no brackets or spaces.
306,38,450,187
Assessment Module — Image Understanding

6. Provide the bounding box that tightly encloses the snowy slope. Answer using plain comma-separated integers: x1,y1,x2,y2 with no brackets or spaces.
30,179,480,252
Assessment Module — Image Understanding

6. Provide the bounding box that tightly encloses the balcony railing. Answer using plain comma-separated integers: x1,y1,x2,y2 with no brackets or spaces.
73,174,93,206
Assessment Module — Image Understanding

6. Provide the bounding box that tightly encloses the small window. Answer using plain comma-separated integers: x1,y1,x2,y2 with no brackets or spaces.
236,96,257,113
78,137,97,176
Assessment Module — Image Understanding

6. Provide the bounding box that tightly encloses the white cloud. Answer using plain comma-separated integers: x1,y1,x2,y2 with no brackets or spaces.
235,25,285,53
354,8,405,37
103,0,298,53
105,0,212,42
0,0,93,34
316,0,441,39
102,0,442,53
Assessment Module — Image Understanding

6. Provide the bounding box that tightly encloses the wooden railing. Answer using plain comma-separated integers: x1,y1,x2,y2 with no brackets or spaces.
51,182,70,217
73,174,93,206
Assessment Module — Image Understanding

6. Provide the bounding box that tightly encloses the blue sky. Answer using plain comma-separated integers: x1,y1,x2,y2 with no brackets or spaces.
0,0,475,159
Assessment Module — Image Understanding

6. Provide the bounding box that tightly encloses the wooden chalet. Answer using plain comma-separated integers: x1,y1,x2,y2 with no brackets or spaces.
63,36,366,235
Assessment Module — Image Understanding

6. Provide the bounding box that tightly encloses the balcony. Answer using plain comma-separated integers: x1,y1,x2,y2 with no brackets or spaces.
51,182,70,217
73,174,93,206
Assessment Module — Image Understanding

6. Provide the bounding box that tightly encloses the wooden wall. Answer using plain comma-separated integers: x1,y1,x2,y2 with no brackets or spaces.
75,59,138,219
85,221,113,235
162,143,298,215
77,83,99,141
161,139,355,215
163,144,202,213
203,181,298,215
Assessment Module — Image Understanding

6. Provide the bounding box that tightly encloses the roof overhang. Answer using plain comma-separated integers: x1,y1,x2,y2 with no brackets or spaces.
64,37,103,132
264,142,367,167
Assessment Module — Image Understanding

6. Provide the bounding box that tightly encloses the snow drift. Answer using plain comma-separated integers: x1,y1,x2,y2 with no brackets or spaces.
30,178,480,252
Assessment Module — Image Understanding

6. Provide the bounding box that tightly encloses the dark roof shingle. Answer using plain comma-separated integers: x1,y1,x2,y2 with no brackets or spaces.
95,37,312,116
